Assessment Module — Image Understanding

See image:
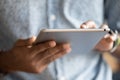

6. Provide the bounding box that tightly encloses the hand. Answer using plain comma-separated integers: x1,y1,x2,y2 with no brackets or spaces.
95,25,117,52
95,34,114,52
80,20,115,52
0,36,71,73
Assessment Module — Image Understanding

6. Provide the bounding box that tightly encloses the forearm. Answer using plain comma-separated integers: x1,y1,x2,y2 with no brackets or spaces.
0,51,7,74
0,51,3,69
0,51,10,73
112,45,120,59
0,51,6,73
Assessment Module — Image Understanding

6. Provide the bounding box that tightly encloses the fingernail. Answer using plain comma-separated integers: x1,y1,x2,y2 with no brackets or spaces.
66,48,72,53
49,41,56,47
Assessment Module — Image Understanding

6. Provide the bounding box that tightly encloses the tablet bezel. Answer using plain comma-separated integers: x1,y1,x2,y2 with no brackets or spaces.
40,29,110,32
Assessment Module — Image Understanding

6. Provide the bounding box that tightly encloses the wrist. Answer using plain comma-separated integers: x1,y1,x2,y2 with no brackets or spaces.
111,45,120,56
110,35,120,53
110,33,120,59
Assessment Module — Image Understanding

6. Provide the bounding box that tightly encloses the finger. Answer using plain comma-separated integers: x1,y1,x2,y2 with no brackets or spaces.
104,34,117,42
15,36,36,46
35,43,71,60
101,24,117,41
36,48,71,73
100,24,109,29
43,48,71,65
31,41,56,54
95,39,114,52
95,38,112,52
80,20,96,29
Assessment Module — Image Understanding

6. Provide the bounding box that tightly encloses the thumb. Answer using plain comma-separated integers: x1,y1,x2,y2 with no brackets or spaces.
100,24,109,29
104,34,117,43
15,36,36,46
101,24,117,42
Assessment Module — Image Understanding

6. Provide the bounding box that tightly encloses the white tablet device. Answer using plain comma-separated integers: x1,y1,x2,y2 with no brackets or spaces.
35,29,110,54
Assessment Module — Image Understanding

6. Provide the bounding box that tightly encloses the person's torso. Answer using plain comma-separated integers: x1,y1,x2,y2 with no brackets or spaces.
0,0,112,80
